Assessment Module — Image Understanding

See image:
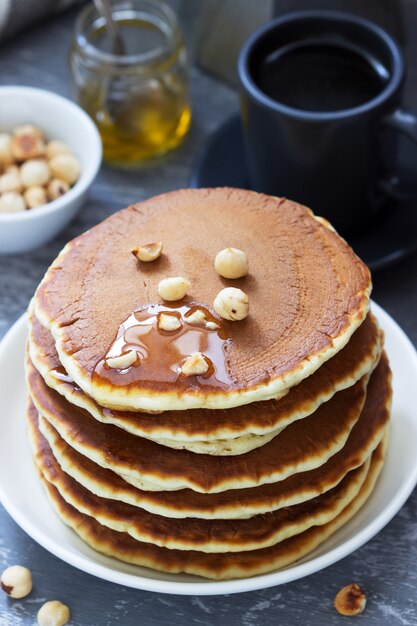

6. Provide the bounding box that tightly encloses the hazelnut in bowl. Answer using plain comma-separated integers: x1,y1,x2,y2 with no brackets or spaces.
0,86,102,254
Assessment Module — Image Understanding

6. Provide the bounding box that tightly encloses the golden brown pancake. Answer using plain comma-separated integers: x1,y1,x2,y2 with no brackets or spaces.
38,437,387,579
28,312,382,449
29,404,371,553
32,188,371,412
27,355,374,493
34,350,391,519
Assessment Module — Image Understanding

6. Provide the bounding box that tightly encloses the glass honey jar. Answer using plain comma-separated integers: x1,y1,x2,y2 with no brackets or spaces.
70,0,191,166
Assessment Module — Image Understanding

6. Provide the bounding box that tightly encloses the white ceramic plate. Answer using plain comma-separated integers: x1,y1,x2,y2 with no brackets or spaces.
0,302,416,596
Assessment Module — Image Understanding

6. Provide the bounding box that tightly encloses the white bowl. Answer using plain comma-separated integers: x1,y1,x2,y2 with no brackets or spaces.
0,86,102,254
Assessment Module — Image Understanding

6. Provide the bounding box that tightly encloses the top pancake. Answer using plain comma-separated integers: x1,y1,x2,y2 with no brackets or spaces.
33,188,371,411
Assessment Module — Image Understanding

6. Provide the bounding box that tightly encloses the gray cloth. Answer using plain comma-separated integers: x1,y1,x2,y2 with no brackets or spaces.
0,0,85,41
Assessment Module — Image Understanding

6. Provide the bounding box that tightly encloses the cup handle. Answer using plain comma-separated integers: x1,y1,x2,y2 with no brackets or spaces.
379,107,417,201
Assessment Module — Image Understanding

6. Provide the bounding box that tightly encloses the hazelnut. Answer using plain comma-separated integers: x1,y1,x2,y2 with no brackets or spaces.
0,133,13,167
11,133,45,161
20,159,50,187
106,351,137,369
206,321,220,330
24,186,47,209
13,124,44,139
49,153,81,185
215,247,248,279
334,583,367,616
5,164,19,175
47,178,70,201
213,287,249,321
1,565,32,599
131,241,163,262
186,310,206,325
37,600,70,626
158,277,190,301
0,191,26,213
158,313,182,332
0,168,21,193
45,140,71,160
181,352,209,376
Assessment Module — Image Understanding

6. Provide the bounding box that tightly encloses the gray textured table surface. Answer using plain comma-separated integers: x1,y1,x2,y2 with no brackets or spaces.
1,6,417,626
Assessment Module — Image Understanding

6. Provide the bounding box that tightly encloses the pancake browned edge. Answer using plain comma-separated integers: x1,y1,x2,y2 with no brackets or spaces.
33,352,391,520
27,354,377,493
29,400,375,553
28,311,383,447
37,437,387,580
32,188,371,412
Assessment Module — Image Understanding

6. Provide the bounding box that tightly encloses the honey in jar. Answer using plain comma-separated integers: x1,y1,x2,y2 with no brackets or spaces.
70,0,191,165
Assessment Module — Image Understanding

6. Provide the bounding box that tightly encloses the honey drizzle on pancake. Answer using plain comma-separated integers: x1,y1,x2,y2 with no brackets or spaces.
93,304,234,389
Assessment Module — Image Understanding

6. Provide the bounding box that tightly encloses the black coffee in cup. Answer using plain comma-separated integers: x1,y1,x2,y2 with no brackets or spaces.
255,41,389,113
238,12,417,236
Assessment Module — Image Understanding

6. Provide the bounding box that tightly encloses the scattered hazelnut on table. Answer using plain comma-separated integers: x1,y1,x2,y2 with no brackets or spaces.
215,247,248,279
131,241,163,262
158,313,182,332
181,352,209,376
106,350,137,369
0,191,26,213
37,600,70,626
158,277,190,301
213,287,249,321
1,565,32,599
334,583,367,616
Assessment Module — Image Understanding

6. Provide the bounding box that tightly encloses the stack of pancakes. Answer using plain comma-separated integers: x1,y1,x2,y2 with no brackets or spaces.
26,188,392,580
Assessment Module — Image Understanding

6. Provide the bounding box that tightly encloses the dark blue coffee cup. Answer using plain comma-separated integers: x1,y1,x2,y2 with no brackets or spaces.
238,11,417,235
